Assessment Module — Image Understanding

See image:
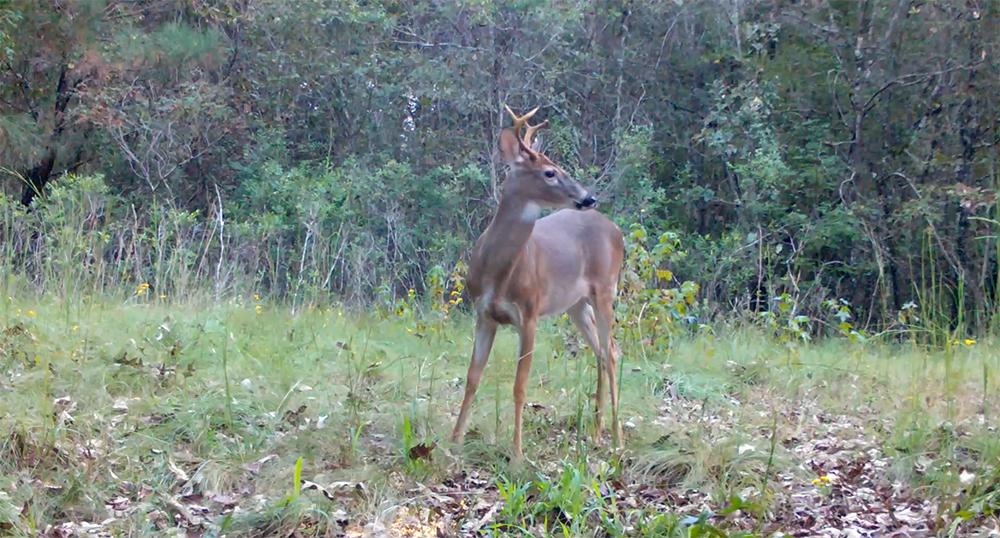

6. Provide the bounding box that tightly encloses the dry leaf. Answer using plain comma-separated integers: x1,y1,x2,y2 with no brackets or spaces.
959,470,975,485
167,458,189,483
111,398,130,413
408,442,436,461
241,454,277,474
282,404,307,426
211,494,238,507
301,479,367,502
53,396,77,427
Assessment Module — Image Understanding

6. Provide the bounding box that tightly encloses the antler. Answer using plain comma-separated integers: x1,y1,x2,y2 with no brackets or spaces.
523,119,549,149
503,105,547,151
504,104,538,134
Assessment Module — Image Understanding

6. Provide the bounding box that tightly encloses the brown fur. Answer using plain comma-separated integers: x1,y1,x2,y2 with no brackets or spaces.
451,110,626,460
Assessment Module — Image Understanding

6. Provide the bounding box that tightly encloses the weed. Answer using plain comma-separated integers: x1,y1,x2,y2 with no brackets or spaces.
0,295,996,535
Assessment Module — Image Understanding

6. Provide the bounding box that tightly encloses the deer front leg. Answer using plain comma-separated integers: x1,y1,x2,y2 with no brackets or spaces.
451,317,497,445
512,316,537,461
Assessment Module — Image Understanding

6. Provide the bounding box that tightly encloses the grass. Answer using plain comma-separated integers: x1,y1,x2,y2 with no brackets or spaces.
0,294,998,536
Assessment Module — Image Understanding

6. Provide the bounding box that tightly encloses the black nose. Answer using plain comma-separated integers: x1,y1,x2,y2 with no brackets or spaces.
575,195,597,209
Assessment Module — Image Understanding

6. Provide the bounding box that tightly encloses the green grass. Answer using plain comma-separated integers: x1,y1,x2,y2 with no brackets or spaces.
1,294,998,536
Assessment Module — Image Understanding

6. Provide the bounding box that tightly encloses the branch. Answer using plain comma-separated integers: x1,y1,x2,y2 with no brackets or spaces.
862,61,983,116
890,171,964,278
4,59,38,119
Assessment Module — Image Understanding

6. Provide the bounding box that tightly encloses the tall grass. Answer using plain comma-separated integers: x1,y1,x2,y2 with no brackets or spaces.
6,172,1000,340
0,174,465,309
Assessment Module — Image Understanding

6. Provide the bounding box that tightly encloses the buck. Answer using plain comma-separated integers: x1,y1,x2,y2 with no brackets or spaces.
450,105,626,460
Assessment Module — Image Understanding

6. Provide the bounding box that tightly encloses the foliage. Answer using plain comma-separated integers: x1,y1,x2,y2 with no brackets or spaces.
618,223,702,354
0,0,998,334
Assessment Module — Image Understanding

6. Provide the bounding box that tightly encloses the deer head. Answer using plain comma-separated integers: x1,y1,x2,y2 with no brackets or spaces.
498,105,596,211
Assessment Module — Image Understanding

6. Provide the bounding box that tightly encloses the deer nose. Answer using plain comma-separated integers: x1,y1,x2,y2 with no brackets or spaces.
575,195,597,209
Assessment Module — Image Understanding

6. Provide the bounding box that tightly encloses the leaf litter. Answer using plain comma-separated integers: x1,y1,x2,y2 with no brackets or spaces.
6,320,997,537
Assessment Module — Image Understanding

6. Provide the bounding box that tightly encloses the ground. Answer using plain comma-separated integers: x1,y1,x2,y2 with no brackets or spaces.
0,296,997,537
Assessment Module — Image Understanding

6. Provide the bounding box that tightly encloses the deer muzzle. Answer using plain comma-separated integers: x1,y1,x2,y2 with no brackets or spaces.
575,195,597,209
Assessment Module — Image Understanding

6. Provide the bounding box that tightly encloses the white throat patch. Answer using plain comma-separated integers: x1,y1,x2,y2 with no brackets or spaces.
520,202,541,222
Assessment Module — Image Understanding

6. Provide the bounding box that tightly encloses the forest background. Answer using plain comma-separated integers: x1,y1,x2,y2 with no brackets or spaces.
2,0,998,336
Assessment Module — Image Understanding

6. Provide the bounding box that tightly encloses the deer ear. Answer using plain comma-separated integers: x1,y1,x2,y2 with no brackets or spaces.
530,135,543,153
499,128,533,164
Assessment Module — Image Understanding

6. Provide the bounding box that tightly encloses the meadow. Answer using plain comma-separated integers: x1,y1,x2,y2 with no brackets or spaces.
3,1,999,535
1,291,997,537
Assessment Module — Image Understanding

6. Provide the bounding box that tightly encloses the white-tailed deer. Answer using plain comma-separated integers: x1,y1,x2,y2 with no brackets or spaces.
451,105,626,460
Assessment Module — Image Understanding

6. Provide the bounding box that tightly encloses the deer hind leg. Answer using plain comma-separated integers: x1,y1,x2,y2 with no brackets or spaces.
593,291,623,448
512,316,537,461
451,317,497,445
568,301,607,443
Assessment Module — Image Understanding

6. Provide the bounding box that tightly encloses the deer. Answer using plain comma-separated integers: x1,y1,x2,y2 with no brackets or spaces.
450,105,626,461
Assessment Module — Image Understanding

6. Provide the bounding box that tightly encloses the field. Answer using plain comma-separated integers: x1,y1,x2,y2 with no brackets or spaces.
3,0,999,535
1,294,998,537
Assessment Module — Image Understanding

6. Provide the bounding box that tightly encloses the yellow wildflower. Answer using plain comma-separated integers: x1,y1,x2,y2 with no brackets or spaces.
26,310,37,318
135,282,150,296
963,338,976,347
811,475,832,486
255,304,263,315
253,293,261,302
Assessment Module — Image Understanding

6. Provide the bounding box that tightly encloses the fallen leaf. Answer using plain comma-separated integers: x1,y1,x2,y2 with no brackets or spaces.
167,458,189,483
301,480,367,502
148,509,169,530
104,496,130,517
408,442,436,461
959,469,975,485
111,398,129,413
210,494,238,507
165,497,202,527
282,404,307,426
53,396,77,427
241,454,277,474
893,506,924,525
463,501,500,534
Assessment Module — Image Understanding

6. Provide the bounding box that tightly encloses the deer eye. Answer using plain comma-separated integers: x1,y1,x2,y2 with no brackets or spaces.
544,170,556,178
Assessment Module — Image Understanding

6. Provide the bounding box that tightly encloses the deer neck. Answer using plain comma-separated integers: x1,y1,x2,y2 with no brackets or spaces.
472,191,541,293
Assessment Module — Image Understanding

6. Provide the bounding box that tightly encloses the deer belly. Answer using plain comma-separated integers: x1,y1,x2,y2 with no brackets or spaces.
540,278,589,317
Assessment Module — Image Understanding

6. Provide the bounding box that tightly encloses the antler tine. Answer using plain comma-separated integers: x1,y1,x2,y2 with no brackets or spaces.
503,104,540,138
523,119,549,149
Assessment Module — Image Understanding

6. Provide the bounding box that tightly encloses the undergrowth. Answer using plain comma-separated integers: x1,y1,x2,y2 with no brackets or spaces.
0,295,997,536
